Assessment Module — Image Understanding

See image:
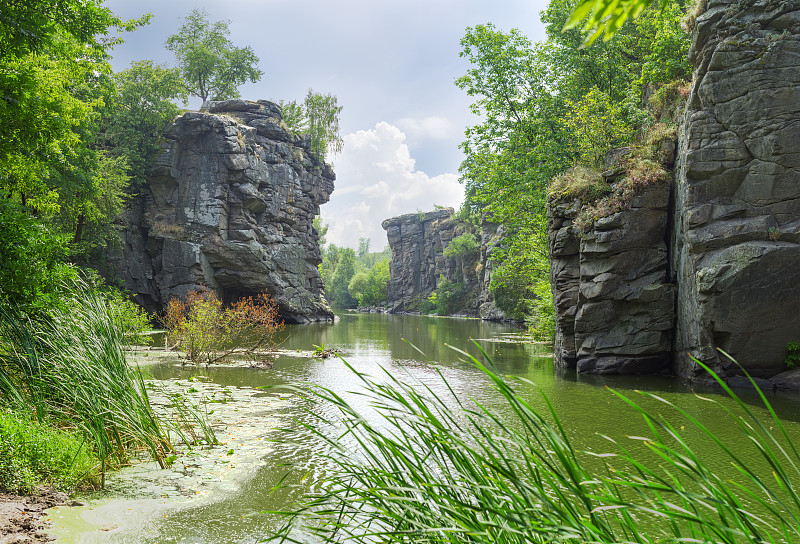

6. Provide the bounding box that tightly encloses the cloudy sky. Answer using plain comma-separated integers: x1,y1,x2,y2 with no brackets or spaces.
107,0,550,248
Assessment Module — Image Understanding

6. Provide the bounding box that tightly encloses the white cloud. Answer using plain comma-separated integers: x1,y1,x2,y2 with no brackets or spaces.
396,116,454,141
323,122,463,249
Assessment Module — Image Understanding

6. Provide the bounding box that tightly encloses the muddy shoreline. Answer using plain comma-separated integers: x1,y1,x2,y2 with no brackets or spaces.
0,489,76,544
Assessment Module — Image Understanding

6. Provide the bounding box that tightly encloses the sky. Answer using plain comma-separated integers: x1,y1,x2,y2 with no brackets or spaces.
106,0,550,249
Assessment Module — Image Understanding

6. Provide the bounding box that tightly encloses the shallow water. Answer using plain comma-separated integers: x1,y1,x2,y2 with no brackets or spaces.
48,312,800,543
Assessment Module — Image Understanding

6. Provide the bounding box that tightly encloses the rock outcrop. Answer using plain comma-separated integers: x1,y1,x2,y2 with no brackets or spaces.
548,0,800,379
115,99,334,323
548,156,676,375
382,208,486,316
672,0,800,378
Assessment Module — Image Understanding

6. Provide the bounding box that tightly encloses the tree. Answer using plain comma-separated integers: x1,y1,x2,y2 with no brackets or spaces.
102,60,186,187
304,89,343,160
165,9,262,103
455,2,689,332
565,0,668,45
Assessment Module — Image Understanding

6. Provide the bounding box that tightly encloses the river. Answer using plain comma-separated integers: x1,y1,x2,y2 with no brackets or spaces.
48,312,800,543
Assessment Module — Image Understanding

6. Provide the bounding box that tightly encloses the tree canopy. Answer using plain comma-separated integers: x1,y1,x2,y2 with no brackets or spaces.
165,8,262,103
280,89,344,161
456,0,690,333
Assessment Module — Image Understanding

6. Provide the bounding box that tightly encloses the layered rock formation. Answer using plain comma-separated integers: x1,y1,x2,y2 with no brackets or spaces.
672,0,800,377
549,155,676,374
382,208,491,316
549,0,800,378
116,99,334,323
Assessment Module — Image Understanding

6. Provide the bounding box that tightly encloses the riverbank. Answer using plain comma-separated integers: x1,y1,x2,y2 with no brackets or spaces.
0,489,76,544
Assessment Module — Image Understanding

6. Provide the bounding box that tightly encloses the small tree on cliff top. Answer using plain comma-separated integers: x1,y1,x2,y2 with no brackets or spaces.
280,89,343,161
165,9,262,103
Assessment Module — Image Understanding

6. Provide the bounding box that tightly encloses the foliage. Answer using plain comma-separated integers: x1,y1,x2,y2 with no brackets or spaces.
277,90,343,161
786,341,800,370
279,100,307,132
163,289,283,365
102,60,186,187
312,216,328,247
443,232,480,259
321,246,358,309
0,198,77,310
430,275,468,316
0,278,213,483
271,351,800,543
456,2,690,330
348,259,390,307
564,0,668,45
165,8,262,103
0,411,98,493
304,89,344,160
548,165,609,200
576,154,669,230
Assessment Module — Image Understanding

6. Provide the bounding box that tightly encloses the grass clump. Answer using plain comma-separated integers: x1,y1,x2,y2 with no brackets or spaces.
0,277,216,487
270,349,800,543
0,411,98,493
576,155,669,231
548,165,610,202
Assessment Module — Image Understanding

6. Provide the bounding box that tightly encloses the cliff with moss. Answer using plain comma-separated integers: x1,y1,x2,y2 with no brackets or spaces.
114,99,335,323
548,0,800,380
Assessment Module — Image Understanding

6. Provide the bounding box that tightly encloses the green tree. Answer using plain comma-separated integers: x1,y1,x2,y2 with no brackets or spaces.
455,1,689,332
326,247,357,309
348,259,389,307
165,9,262,103
304,89,343,160
102,60,186,187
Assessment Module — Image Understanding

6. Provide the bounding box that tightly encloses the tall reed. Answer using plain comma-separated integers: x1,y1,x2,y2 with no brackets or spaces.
269,347,800,543
0,278,215,483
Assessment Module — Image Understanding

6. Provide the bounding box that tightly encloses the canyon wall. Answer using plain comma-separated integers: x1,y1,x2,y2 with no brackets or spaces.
382,209,504,319
672,0,800,378
549,0,800,379
115,99,334,323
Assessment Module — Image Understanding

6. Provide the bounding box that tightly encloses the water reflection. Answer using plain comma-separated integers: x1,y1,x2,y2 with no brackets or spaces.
51,312,800,543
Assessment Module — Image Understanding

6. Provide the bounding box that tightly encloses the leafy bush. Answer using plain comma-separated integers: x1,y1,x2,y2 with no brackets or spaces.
786,341,800,370
0,411,98,493
443,232,480,259
163,289,283,364
432,275,467,315
348,259,390,307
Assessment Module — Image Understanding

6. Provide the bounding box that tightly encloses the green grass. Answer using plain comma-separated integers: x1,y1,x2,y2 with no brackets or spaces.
0,410,98,493
0,278,216,488
269,347,800,543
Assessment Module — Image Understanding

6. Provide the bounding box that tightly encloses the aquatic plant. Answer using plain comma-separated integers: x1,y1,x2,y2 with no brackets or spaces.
268,348,800,543
0,278,216,486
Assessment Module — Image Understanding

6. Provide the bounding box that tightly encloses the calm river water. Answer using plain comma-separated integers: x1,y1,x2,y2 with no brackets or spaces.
49,312,800,543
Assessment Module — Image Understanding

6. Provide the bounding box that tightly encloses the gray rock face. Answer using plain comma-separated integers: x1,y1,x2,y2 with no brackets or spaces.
548,168,675,374
382,208,488,316
115,99,334,323
548,0,800,378
673,0,800,377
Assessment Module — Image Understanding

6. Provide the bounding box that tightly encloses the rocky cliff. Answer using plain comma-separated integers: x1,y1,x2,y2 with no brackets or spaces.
672,0,800,378
548,0,800,379
116,99,334,323
382,209,503,318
